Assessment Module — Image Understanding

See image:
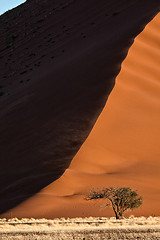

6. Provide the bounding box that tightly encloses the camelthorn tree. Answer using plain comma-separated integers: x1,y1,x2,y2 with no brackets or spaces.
85,187,142,219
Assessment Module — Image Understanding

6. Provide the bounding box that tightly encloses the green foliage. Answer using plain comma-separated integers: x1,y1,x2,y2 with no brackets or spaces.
85,187,142,219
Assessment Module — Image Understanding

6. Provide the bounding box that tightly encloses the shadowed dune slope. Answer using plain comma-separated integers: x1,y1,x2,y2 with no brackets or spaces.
0,0,159,214
3,12,160,219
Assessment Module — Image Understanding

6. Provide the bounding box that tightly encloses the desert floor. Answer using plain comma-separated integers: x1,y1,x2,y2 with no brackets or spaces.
0,217,160,239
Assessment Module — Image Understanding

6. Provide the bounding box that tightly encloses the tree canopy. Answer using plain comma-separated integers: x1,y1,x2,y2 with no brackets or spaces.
85,186,143,219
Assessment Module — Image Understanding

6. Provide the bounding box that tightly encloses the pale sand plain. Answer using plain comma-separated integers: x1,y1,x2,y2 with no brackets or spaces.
0,217,160,239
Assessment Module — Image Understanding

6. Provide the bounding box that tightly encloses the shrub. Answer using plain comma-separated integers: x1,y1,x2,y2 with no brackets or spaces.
85,186,142,219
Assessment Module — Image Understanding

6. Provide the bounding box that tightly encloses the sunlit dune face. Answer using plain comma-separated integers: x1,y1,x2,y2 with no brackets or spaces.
70,13,160,176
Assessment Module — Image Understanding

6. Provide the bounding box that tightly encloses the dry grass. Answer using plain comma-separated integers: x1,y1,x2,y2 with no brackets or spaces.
0,217,160,239
0,216,160,228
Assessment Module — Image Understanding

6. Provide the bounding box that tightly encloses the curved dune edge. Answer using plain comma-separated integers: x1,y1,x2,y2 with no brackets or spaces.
2,12,160,219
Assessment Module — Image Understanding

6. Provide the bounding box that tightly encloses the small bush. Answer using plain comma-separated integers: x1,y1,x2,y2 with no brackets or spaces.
85,186,142,219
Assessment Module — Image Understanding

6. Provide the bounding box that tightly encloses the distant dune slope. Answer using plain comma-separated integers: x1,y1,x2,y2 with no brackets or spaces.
0,0,159,214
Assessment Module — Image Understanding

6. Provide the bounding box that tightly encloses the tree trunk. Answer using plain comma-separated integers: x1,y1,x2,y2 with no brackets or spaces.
114,209,123,219
112,204,119,219
115,212,119,219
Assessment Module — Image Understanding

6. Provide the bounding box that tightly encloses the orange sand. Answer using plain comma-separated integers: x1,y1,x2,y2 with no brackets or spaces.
3,13,160,219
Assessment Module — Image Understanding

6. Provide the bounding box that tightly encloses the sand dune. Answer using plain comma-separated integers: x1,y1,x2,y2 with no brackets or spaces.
1,5,160,218
0,0,160,217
